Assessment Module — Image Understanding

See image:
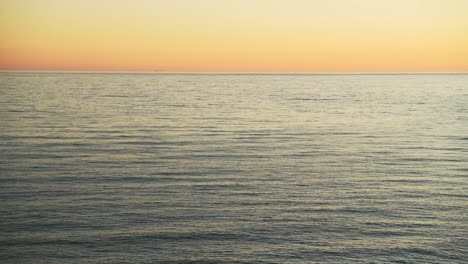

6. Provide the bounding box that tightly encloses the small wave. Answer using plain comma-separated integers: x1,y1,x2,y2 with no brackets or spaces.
288,98,337,101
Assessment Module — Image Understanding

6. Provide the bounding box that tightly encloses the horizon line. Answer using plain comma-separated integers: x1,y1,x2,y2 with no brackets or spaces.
1,70,468,75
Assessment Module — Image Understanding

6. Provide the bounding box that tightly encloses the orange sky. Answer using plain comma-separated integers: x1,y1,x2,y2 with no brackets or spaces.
1,0,468,72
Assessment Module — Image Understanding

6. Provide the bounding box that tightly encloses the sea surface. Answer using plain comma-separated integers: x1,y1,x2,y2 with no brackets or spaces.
0,73,467,263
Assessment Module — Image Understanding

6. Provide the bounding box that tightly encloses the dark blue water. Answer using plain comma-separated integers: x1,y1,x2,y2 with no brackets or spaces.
1,73,467,263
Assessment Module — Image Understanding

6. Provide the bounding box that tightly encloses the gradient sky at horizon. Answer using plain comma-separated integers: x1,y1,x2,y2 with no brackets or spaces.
1,0,468,72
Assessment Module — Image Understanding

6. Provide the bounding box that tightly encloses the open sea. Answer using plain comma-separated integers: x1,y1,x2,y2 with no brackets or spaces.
0,73,467,263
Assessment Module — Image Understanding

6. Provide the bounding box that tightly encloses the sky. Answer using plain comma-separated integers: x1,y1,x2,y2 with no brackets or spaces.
1,0,468,72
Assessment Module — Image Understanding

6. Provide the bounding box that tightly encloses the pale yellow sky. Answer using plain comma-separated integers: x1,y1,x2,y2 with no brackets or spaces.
1,0,468,72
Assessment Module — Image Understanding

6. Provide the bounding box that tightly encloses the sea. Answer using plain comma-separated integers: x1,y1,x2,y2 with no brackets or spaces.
0,72,467,263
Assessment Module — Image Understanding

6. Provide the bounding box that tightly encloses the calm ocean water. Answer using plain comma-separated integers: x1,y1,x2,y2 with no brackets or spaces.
0,73,467,263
